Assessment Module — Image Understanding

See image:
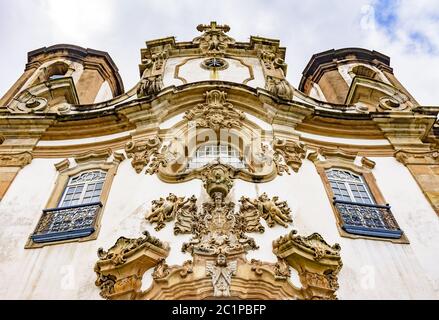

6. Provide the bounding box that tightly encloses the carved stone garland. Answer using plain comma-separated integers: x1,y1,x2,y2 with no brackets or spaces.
94,163,343,300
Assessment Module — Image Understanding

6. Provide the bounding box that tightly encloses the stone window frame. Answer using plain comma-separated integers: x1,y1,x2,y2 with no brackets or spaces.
25,149,125,249
309,149,409,244
187,143,246,170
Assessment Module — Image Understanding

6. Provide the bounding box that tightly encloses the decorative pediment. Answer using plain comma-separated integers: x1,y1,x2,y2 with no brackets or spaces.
94,231,170,299
193,21,236,56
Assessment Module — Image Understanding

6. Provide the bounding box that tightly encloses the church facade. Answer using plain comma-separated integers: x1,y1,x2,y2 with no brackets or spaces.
0,22,438,299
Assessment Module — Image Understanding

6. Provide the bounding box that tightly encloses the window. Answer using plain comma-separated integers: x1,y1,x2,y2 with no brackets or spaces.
187,144,245,169
59,170,106,207
201,57,228,71
326,168,403,239
327,169,374,204
26,150,124,248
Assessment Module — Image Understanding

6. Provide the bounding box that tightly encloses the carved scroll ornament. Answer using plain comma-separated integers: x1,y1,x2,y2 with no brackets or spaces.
273,138,307,173
125,136,175,174
266,76,294,100
137,74,164,98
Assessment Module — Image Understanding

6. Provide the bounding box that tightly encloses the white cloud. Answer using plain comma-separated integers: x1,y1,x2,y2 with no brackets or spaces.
44,0,114,43
0,0,438,105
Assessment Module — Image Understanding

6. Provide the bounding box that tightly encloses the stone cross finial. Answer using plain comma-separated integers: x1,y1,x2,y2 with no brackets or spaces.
196,21,230,33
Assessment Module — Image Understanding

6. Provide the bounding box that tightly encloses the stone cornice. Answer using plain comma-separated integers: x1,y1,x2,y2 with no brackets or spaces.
1,82,436,150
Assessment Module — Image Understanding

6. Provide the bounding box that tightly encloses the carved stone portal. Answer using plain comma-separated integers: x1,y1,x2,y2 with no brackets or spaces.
94,164,343,300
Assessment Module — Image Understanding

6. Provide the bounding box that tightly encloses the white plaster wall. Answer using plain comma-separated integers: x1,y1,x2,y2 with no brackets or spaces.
0,155,438,299
93,81,113,103
163,57,265,89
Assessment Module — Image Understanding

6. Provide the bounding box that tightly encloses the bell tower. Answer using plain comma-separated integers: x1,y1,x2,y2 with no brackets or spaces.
0,44,124,109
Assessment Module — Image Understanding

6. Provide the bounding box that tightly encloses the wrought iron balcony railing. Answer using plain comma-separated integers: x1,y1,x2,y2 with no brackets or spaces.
31,202,102,243
333,199,403,239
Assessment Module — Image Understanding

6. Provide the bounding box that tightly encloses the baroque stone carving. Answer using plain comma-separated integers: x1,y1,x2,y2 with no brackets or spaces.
152,258,170,280
257,143,290,176
238,196,265,233
259,49,288,74
146,193,197,232
94,230,169,300
7,94,48,113
273,138,307,173
97,231,165,266
146,49,169,71
240,193,293,228
395,149,439,165
0,151,33,167
274,230,341,261
137,74,164,98
193,21,236,56
274,258,291,279
95,273,116,299
201,164,234,197
95,162,343,300
182,191,258,256
125,136,162,173
266,76,294,100
174,195,198,235
206,254,237,297
184,90,245,131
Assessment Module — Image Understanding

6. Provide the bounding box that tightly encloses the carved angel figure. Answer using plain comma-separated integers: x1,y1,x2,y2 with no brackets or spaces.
257,193,292,228
147,193,189,231
206,254,237,297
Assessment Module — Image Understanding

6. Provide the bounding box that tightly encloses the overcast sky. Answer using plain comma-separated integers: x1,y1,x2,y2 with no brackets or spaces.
1,0,438,105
